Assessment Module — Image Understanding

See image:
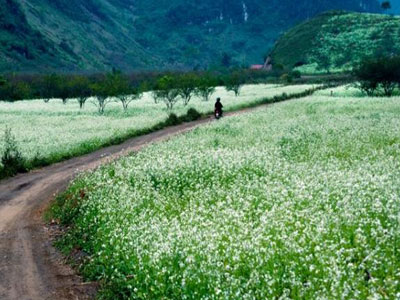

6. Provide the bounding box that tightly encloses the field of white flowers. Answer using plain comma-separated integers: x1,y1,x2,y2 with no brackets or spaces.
52,95,400,299
315,85,400,98
0,84,313,166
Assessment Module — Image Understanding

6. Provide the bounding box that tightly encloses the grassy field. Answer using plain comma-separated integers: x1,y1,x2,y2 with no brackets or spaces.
315,85,400,98
0,84,315,171
51,94,400,299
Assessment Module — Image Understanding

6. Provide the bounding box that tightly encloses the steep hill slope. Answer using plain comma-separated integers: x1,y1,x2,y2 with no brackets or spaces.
270,11,400,73
1,0,383,73
0,0,78,72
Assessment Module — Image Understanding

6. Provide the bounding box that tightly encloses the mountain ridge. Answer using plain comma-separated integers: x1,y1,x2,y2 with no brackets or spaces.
0,0,384,73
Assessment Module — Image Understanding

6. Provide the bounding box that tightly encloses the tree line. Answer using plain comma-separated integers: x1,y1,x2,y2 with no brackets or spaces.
0,69,281,113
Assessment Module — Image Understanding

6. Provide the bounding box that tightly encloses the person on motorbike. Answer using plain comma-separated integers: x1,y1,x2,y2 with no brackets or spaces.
215,97,223,118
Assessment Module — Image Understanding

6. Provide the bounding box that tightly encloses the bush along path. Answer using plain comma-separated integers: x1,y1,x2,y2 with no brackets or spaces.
0,84,334,300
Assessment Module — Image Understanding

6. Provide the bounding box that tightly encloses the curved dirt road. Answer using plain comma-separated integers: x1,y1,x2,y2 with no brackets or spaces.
0,115,219,300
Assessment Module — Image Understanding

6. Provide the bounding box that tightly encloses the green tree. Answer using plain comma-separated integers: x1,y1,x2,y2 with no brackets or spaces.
195,74,217,102
381,1,391,10
40,74,60,103
353,58,381,96
378,56,399,96
152,75,180,110
354,56,400,97
0,80,32,102
177,73,198,106
69,76,92,109
225,72,244,96
1,127,25,178
111,73,142,112
91,74,114,114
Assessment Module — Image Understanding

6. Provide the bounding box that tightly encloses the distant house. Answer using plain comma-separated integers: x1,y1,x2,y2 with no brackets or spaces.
250,64,264,70
250,56,273,71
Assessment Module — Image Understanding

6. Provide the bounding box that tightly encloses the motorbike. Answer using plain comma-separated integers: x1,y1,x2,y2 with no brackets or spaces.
215,109,223,119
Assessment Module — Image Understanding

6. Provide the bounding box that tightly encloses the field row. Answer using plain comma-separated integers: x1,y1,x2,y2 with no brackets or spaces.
0,84,314,169
52,94,400,299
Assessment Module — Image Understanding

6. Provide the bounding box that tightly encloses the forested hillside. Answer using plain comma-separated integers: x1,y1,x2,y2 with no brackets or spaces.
1,0,383,72
270,11,400,73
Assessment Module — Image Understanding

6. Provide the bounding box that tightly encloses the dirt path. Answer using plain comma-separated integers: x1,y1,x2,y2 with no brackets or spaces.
0,90,301,299
0,112,229,299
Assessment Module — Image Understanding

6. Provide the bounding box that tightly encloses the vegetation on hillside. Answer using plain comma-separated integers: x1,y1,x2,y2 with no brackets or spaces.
0,0,78,71
270,11,400,73
0,0,382,72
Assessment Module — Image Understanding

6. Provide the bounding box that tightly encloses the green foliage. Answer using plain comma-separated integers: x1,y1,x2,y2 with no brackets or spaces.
108,72,142,112
271,11,400,73
40,74,61,102
50,95,400,299
0,0,382,72
164,112,179,126
290,70,302,79
184,108,202,122
0,84,319,179
90,74,117,114
354,56,400,97
0,127,26,178
280,73,293,84
195,74,218,102
176,74,198,106
0,80,32,102
153,76,181,110
381,1,392,10
225,72,244,96
69,76,92,109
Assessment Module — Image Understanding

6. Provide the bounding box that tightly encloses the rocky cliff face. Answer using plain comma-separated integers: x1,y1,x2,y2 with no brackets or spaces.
0,0,382,72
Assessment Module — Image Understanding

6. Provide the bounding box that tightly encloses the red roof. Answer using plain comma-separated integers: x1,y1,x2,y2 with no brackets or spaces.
250,64,264,70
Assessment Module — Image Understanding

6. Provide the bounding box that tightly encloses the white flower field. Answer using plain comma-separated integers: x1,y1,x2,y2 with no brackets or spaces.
0,84,313,166
52,94,400,299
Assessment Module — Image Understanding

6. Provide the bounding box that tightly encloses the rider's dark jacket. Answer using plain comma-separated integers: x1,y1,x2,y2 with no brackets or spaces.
215,101,223,111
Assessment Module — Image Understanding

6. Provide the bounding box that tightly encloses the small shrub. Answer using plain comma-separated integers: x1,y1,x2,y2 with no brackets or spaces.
290,70,301,79
165,113,180,126
280,73,293,84
185,108,202,121
0,127,26,178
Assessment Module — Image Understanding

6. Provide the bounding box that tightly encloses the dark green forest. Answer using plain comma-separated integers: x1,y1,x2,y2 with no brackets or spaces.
0,0,384,73
270,10,400,73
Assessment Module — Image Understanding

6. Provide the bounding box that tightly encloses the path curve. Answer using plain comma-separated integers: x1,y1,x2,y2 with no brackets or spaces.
0,100,267,300
0,113,223,299
0,102,278,299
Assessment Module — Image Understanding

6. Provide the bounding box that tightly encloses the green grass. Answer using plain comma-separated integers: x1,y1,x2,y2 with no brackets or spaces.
0,84,317,177
271,11,400,73
315,84,400,98
50,94,400,299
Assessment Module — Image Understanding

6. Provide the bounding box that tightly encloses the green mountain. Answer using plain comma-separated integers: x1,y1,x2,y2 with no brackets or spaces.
0,0,384,73
270,10,400,73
